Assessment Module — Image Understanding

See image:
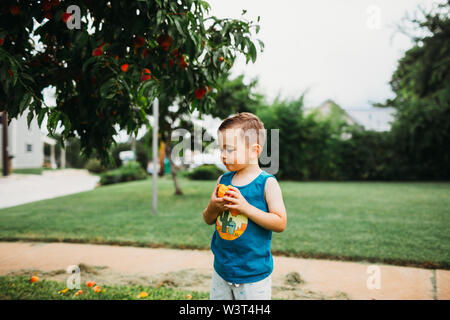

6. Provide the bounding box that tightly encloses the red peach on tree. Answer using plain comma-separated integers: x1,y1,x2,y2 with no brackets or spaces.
62,12,71,23
10,5,20,16
120,64,129,72
141,68,152,82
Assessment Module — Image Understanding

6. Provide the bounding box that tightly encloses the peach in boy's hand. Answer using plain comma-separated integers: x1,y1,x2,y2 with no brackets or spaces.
218,184,248,216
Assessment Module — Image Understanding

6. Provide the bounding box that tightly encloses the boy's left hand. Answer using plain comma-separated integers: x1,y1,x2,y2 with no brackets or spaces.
222,186,251,215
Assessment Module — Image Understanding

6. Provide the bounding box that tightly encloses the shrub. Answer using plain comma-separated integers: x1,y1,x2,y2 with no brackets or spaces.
99,161,148,185
85,158,107,174
186,164,224,180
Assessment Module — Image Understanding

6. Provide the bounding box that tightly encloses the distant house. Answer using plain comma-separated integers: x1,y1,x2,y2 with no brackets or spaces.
0,110,64,172
304,99,397,133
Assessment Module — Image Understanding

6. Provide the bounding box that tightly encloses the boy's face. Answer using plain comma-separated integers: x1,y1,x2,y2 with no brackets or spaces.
218,128,261,171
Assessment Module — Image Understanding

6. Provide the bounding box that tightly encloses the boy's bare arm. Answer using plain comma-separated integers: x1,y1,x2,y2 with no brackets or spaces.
203,175,224,225
244,177,287,232
203,201,221,225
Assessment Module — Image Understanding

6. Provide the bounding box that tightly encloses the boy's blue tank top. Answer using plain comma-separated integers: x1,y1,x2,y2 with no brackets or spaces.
211,169,276,283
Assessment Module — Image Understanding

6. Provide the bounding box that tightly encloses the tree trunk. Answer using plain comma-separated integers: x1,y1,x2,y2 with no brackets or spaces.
165,139,183,195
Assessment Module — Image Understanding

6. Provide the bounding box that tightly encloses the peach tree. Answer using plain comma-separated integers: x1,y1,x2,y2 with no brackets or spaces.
0,0,263,165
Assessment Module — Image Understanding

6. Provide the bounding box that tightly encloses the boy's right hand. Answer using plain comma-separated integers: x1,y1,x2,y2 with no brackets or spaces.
210,183,227,212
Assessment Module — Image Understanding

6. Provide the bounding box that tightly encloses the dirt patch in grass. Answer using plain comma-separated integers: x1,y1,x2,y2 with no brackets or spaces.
5,264,350,300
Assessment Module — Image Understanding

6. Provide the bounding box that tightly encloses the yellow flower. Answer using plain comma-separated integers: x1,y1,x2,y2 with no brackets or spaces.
58,287,69,294
137,291,148,298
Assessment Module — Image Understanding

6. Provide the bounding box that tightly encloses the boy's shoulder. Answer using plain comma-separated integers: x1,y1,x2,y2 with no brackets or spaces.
261,170,277,180
263,172,279,197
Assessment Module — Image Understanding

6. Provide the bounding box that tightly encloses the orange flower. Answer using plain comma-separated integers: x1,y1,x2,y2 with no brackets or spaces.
120,64,129,72
137,291,148,298
93,285,101,293
86,281,96,288
74,290,83,296
30,275,39,283
186,294,192,299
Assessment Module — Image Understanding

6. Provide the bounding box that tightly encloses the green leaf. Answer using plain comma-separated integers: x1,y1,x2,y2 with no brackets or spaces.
27,108,34,129
249,41,257,63
21,73,35,85
38,108,47,127
257,39,265,52
47,110,61,133
82,56,97,73
19,93,32,113
100,79,116,98
174,18,184,37
156,10,165,25
200,1,210,12
60,112,71,132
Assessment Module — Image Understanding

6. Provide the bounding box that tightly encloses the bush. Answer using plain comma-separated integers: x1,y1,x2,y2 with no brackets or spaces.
99,161,148,185
186,164,224,180
85,158,107,174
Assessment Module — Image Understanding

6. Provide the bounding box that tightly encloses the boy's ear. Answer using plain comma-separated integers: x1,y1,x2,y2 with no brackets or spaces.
252,143,261,155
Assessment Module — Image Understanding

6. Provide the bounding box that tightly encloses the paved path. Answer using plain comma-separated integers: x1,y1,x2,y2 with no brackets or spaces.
0,169,99,209
0,241,448,300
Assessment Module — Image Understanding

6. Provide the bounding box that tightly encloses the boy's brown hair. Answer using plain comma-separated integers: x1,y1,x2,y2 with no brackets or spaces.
218,112,266,150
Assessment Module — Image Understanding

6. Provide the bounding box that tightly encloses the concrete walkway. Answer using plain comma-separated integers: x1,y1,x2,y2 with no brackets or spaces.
0,169,99,209
0,241,448,300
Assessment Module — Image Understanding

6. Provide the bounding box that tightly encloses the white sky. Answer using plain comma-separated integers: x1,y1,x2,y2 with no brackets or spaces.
207,0,440,109
42,0,441,143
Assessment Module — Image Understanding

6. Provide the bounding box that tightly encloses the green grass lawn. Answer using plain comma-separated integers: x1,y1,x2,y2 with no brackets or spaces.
0,175,449,269
0,275,209,300
12,168,44,175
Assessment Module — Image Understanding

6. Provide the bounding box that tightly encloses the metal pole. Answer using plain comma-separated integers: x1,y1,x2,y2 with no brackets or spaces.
2,111,9,176
152,98,159,215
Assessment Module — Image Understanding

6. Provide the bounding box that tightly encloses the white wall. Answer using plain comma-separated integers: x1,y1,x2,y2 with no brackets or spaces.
0,109,44,169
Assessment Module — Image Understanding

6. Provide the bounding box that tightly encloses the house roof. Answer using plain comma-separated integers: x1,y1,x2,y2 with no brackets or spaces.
304,99,396,132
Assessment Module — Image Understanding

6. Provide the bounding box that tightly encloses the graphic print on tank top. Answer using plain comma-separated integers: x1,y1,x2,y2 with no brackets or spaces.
216,209,248,240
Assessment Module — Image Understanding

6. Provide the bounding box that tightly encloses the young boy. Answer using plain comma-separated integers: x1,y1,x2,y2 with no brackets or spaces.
203,112,287,300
